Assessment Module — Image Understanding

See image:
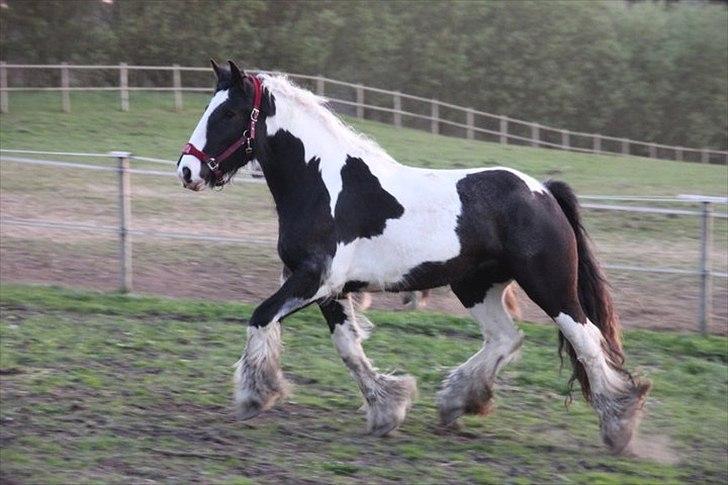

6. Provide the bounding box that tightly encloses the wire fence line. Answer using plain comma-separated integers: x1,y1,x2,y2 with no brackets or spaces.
1,62,727,164
0,148,726,333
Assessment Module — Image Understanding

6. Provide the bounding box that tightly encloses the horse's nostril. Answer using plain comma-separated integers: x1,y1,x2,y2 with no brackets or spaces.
182,166,192,183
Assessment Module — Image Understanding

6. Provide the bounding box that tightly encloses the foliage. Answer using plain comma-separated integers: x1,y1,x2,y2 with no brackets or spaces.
0,0,726,149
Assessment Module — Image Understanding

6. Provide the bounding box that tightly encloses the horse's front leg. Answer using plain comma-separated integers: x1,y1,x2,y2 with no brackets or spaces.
319,297,417,436
234,268,324,420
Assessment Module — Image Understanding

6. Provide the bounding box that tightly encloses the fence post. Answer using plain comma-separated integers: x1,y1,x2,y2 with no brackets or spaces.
675,147,683,162
0,61,7,113
531,123,540,148
561,130,570,149
61,62,71,113
119,63,129,111
431,100,439,135
701,149,709,164
648,144,657,159
393,91,402,128
466,108,474,140
316,76,324,96
621,138,629,155
698,201,713,335
355,84,364,119
112,151,133,293
499,117,508,144
172,64,183,111
593,134,601,154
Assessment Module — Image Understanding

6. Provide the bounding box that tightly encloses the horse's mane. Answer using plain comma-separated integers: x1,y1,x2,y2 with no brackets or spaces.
260,74,394,162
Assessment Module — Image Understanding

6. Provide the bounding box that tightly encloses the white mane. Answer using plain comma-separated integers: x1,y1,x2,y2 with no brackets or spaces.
260,74,395,162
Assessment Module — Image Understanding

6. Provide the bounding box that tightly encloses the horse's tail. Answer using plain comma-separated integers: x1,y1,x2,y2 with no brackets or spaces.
544,180,625,401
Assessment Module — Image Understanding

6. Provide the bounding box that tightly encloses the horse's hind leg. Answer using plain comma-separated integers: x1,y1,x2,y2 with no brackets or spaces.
438,279,524,426
511,237,650,453
319,297,417,436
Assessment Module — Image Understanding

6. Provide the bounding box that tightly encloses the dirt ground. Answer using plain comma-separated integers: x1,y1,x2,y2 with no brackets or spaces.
1,225,725,334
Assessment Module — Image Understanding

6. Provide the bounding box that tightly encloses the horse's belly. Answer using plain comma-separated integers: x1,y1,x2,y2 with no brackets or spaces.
330,204,463,290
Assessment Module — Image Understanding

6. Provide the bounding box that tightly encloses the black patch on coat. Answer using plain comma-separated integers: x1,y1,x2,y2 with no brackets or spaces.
258,130,337,272
342,280,369,293
318,299,347,333
334,157,404,244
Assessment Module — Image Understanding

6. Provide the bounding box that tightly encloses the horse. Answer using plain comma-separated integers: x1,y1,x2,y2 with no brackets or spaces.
176,60,650,453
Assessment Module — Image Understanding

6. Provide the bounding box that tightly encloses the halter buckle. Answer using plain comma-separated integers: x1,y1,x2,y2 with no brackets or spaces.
250,108,260,122
207,158,219,171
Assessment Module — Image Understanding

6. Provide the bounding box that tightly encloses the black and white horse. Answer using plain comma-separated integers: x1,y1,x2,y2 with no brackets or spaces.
176,61,650,453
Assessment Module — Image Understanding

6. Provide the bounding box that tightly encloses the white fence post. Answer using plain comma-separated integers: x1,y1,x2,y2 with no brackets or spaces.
466,108,474,140
500,118,508,144
0,61,7,113
593,134,601,154
393,91,402,127
698,201,713,334
675,147,683,162
173,64,183,111
119,63,129,112
621,138,629,155
316,76,324,96
531,123,540,148
112,151,133,293
356,84,364,119
561,130,570,149
431,100,439,135
61,62,70,113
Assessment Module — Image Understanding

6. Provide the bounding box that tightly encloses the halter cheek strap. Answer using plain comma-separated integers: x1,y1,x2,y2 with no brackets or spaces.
181,74,264,185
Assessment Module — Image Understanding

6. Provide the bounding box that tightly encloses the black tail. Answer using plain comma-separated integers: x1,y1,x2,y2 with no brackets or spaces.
544,180,625,401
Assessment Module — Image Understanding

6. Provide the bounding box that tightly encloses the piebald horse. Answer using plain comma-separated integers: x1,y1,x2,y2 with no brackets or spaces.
176,61,650,453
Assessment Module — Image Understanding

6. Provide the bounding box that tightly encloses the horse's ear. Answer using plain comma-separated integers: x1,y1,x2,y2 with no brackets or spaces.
227,60,244,88
210,58,223,80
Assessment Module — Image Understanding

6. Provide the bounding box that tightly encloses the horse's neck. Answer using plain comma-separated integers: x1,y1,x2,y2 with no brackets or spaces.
259,97,396,215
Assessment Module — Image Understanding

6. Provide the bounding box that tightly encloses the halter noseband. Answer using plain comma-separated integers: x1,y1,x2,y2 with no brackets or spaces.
181,74,264,186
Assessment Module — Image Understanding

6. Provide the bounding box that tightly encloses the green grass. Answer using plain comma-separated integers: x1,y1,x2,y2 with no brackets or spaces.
1,283,727,483
1,91,726,196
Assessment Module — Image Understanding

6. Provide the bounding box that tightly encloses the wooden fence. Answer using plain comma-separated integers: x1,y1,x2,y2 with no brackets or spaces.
1,62,727,164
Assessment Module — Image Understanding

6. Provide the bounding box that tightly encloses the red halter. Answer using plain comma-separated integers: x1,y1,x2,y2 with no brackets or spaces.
181,74,264,186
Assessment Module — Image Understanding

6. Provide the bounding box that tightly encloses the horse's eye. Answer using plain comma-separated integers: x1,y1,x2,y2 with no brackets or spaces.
223,108,236,119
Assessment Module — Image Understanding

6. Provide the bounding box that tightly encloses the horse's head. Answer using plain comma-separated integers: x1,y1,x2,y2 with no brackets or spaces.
177,60,268,190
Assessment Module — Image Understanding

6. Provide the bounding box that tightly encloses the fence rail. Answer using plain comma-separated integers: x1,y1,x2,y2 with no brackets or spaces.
1,62,726,164
0,148,726,333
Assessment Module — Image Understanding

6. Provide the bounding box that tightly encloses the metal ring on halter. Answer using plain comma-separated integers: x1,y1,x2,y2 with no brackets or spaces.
207,158,219,171
243,130,253,155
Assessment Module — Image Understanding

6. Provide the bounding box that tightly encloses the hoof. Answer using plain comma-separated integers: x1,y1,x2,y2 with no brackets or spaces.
235,394,263,421
233,356,289,421
595,379,652,454
366,374,417,436
438,382,494,426
234,386,287,421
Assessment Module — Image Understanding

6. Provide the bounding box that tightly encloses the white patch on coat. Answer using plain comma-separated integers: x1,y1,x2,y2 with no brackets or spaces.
554,312,628,395
448,283,523,386
177,89,230,184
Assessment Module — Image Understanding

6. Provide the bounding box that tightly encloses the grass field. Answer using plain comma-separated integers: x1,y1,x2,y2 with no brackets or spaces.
1,91,727,196
1,91,727,332
1,284,726,483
